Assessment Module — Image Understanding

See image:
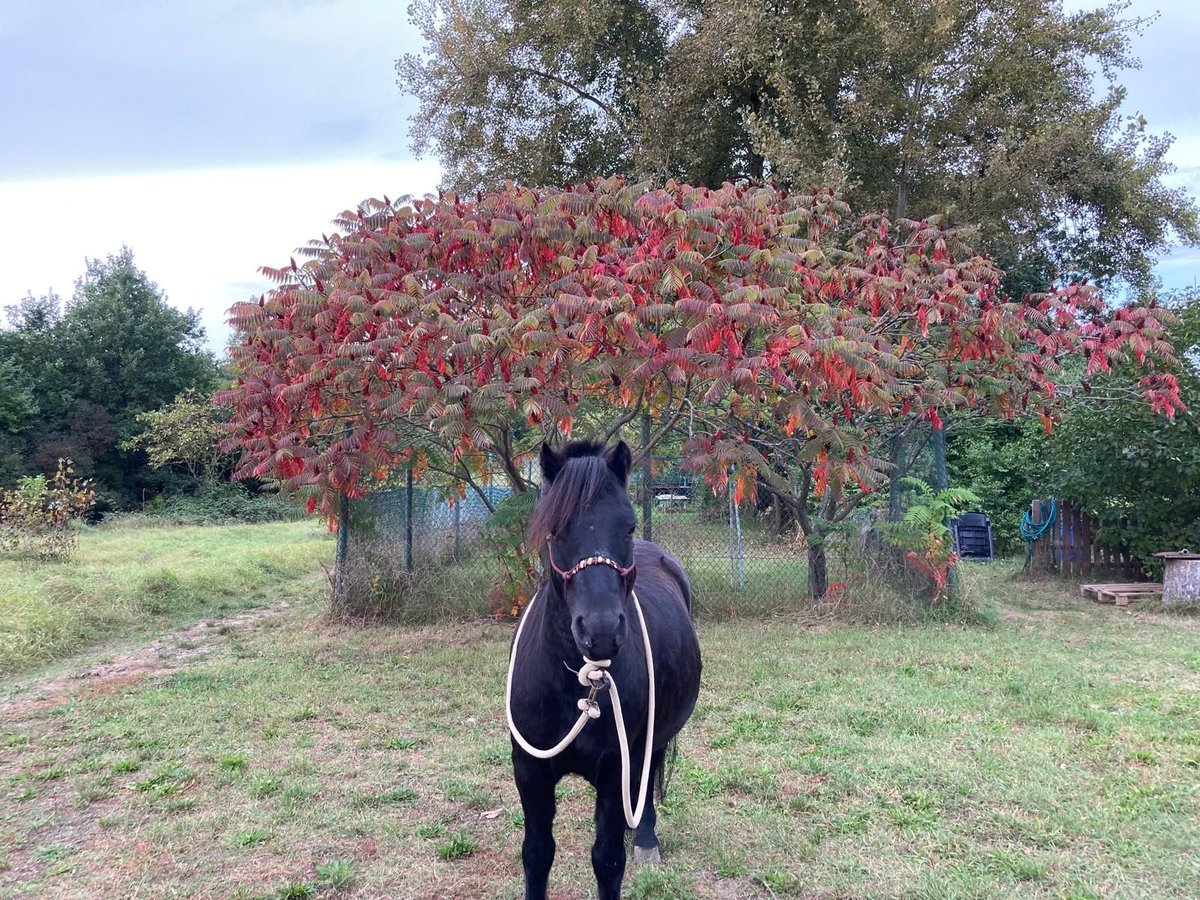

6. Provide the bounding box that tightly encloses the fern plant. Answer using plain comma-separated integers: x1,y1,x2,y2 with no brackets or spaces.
883,478,981,601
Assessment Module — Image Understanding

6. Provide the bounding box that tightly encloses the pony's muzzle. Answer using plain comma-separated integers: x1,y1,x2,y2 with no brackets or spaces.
573,611,627,660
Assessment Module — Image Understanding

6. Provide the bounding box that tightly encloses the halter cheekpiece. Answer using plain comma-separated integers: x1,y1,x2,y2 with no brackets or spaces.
546,536,636,586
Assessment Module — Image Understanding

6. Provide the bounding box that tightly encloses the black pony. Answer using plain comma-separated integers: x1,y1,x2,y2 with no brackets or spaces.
507,440,702,900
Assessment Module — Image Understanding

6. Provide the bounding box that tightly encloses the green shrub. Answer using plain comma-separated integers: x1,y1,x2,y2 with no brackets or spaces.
0,460,95,561
137,483,303,526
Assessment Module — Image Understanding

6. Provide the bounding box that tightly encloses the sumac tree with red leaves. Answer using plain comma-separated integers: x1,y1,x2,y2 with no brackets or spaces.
222,178,1181,599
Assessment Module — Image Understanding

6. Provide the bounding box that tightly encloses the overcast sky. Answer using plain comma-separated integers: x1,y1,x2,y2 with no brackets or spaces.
1,0,1198,352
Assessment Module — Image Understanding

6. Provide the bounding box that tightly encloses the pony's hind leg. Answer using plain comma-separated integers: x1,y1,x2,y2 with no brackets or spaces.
513,753,557,900
632,747,666,863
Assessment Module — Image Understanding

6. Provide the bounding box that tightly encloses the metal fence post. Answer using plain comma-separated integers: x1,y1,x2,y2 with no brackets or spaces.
405,464,414,572
641,414,653,543
332,421,352,604
334,490,349,602
453,495,462,560
732,484,745,592
728,467,736,591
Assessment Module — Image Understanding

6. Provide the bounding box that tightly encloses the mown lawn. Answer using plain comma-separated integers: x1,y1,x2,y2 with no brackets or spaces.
2,562,1199,898
0,519,334,675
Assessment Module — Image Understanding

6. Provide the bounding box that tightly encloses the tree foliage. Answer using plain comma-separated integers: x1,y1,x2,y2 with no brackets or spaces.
1045,289,1200,570
881,477,981,601
60,249,215,421
946,418,1049,553
222,179,1180,596
0,249,219,503
949,288,1200,567
122,390,232,484
397,0,1197,291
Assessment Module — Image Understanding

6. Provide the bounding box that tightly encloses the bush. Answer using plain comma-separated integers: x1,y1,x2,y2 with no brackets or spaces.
136,483,303,526
0,459,95,561
332,536,494,623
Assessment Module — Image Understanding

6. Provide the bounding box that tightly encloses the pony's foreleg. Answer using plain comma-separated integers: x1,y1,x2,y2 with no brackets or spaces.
513,753,557,900
591,760,629,900
632,746,666,863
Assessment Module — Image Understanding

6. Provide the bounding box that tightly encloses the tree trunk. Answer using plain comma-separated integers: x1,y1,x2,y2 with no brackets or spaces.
748,92,765,181
886,432,907,522
808,539,828,599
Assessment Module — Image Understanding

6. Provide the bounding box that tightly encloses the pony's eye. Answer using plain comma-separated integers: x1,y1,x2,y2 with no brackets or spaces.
627,524,636,535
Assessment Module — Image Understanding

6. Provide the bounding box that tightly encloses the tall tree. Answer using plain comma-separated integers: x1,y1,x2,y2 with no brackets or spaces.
59,249,215,420
398,0,1197,291
0,250,219,501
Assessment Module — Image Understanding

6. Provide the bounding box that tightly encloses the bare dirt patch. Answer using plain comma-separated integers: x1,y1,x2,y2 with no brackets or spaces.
0,601,292,719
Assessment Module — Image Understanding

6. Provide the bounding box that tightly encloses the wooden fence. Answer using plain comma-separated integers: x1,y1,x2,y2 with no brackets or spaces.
1027,499,1140,579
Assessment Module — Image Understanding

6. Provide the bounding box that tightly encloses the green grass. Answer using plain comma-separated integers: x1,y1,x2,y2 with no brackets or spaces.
0,519,333,674
1,558,1199,897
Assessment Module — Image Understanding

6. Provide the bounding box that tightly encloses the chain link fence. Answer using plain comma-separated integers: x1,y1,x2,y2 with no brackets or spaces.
336,457,828,619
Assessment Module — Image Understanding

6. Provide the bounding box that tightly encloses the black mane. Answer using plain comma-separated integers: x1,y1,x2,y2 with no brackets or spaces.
528,441,616,547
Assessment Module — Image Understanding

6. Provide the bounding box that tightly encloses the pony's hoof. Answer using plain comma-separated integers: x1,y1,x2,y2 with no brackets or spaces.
633,845,661,864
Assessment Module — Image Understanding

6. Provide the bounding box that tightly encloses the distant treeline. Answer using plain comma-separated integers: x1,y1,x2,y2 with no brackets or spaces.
0,248,220,509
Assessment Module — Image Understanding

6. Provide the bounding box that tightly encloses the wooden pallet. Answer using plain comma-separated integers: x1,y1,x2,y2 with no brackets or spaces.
1080,583,1164,607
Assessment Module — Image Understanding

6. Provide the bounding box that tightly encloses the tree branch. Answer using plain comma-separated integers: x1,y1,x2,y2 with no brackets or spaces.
632,380,692,465
491,425,529,492
421,461,497,514
600,391,645,445
510,66,629,136
831,489,875,523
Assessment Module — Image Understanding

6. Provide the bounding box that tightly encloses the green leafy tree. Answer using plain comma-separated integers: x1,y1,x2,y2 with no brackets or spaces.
398,0,1197,291
1043,289,1200,571
1,292,65,426
946,418,1049,554
59,249,217,423
122,390,231,484
948,288,1200,568
0,359,36,485
0,358,37,435
1,251,219,502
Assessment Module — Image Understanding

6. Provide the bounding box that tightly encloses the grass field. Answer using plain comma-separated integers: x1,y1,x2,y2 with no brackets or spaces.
0,520,334,675
2,553,1199,898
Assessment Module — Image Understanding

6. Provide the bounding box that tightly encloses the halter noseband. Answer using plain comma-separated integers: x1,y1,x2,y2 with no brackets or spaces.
546,536,636,588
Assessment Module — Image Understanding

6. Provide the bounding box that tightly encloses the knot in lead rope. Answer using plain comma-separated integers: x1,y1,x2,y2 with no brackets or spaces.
506,589,656,830
575,657,611,719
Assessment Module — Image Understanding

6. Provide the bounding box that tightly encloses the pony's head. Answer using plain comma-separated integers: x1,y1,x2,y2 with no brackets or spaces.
531,440,637,660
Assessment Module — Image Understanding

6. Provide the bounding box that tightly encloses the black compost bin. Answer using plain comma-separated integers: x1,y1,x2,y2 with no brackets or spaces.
952,513,994,561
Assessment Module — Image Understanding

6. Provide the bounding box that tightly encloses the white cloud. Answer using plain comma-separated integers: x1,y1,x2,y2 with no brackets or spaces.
0,159,442,350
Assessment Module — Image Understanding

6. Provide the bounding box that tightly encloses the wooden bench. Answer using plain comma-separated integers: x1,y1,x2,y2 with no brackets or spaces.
1080,583,1164,607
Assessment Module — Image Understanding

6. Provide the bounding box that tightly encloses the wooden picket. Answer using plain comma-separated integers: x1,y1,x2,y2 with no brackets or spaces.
1027,499,1140,579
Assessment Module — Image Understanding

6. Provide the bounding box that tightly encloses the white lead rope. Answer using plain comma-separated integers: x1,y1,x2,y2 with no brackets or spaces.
505,587,657,830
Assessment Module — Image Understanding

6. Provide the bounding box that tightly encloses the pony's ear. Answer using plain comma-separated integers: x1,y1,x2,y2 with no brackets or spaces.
540,442,565,484
607,440,632,485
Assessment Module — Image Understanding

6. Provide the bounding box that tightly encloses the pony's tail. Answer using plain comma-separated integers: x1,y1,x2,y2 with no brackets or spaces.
656,737,678,802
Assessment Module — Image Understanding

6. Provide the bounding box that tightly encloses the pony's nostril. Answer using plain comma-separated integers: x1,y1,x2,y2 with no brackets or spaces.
618,613,626,630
